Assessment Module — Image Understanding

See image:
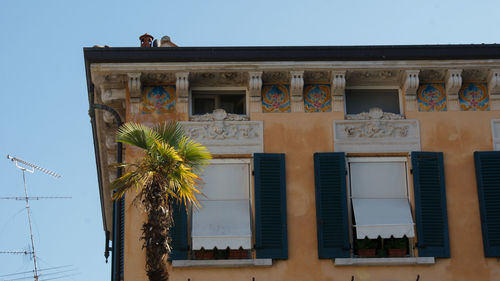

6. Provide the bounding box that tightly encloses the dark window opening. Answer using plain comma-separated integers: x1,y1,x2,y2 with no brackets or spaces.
345,89,400,115
192,91,246,115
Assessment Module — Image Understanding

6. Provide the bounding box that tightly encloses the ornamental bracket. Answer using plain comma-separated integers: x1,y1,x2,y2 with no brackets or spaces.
445,69,462,111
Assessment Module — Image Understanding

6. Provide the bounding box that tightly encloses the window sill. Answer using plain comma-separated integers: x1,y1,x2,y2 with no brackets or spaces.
172,259,273,268
334,257,435,266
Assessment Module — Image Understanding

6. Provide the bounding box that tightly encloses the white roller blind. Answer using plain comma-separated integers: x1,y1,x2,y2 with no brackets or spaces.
192,160,251,250
352,198,415,239
350,160,407,199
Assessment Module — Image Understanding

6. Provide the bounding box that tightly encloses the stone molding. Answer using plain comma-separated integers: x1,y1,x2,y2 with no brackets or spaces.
290,71,304,112
401,70,420,112
445,69,462,111
332,71,346,112
180,110,263,154
488,70,500,110
334,109,420,152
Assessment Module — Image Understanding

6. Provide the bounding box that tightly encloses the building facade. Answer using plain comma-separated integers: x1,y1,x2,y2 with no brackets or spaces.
84,39,500,281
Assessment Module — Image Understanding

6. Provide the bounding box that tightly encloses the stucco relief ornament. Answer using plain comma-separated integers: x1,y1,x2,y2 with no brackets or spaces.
185,109,258,140
344,108,408,138
346,107,403,120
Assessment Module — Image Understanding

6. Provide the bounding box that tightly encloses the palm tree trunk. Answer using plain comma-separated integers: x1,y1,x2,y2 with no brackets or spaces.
142,183,173,281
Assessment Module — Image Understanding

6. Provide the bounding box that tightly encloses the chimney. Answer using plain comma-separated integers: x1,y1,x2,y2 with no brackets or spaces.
139,33,154,48
157,36,178,47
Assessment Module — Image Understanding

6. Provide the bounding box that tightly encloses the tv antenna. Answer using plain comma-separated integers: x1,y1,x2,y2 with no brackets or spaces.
6,155,63,281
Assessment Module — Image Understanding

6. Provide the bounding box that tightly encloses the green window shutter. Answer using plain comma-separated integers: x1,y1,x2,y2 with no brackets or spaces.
168,199,188,260
254,153,288,259
474,151,500,257
412,152,450,258
314,152,350,258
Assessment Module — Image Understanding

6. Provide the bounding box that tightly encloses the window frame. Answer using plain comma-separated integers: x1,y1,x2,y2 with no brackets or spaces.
344,86,403,116
346,156,415,257
189,87,249,117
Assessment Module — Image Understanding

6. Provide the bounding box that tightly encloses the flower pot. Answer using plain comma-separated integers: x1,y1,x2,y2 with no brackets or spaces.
358,248,377,257
195,250,214,260
388,248,407,257
229,249,248,259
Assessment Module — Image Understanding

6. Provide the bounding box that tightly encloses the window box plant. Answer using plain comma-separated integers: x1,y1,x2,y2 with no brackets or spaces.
385,238,408,257
355,238,378,257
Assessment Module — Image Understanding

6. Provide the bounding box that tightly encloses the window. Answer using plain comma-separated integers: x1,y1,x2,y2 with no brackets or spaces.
345,88,401,115
191,90,246,115
347,157,415,257
314,152,450,259
169,153,288,261
191,159,252,250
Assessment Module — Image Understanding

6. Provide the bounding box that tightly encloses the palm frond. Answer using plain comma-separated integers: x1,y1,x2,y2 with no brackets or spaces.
177,136,212,173
110,171,139,199
152,121,185,149
117,123,160,149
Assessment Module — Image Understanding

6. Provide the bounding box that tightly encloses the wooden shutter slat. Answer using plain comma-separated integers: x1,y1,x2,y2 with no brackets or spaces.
314,152,350,258
474,151,500,257
169,199,188,260
254,153,288,259
412,152,450,258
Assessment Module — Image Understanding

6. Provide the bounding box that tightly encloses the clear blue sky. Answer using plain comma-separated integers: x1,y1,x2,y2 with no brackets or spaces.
1,0,499,280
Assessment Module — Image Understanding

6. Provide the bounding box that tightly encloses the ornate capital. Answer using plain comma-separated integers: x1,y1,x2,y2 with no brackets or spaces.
127,73,142,103
445,69,462,111
402,70,420,111
488,70,500,110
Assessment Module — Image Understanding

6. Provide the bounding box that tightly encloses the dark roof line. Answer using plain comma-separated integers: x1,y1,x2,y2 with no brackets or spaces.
84,44,500,64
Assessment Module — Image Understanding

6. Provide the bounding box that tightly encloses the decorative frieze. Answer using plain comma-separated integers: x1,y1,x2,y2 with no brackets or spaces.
488,69,500,110
290,71,304,112
248,71,263,113
304,84,331,112
262,84,291,113
334,108,419,152
402,70,420,112
445,69,462,111
176,72,189,113
142,86,176,114
459,82,489,111
332,71,346,112
180,109,263,154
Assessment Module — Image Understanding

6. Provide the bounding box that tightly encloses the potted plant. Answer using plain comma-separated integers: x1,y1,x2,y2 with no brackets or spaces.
355,238,378,257
194,248,214,260
385,238,407,257
229,247,249,259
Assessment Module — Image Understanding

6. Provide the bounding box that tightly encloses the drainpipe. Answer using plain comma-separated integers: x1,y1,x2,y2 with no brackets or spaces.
89,96,124,281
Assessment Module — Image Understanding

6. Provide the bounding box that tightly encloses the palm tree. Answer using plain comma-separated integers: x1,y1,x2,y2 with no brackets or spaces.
110,121,211,281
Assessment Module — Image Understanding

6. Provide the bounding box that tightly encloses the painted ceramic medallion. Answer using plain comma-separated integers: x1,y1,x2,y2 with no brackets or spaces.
262,84,291,113
304,84,331,112
417,83,447,112
142,86,176,113
459,82,489,111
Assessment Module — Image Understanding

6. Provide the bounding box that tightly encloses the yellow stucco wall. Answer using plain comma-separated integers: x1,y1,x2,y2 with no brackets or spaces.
122,98,500,281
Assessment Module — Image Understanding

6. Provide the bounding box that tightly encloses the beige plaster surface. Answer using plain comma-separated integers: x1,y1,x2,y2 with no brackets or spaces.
122,105,500,281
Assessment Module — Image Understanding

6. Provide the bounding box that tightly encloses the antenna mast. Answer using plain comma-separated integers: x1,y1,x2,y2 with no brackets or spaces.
6,155,61,281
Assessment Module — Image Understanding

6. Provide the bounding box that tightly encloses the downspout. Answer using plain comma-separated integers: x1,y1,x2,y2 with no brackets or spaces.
88,88,124,281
